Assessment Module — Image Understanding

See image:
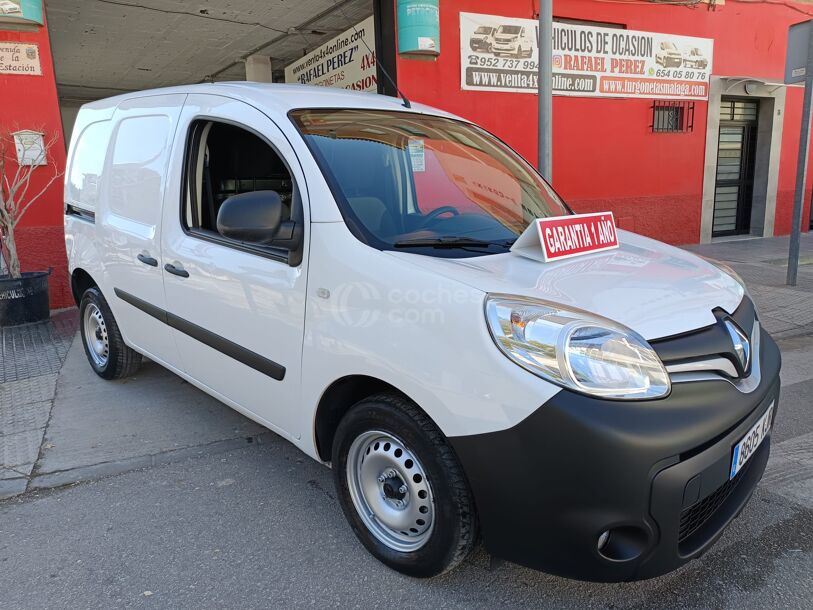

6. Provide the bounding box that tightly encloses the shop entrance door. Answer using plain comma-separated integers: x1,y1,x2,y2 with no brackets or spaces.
712,99,759,237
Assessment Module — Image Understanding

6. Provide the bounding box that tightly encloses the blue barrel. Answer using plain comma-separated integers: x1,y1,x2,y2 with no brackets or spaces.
397,0,440,56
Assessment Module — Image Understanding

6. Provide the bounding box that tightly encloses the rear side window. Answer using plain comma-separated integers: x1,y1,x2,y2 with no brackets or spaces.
108,115,172,225
183,120,294,246
66,120,111,212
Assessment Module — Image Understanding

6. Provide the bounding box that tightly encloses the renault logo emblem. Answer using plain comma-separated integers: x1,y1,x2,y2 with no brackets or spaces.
723,319,751,374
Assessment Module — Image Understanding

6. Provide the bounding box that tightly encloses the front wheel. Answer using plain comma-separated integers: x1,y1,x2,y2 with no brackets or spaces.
332,393,478,577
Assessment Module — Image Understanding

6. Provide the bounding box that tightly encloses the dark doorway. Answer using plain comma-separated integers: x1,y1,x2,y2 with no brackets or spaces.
712,98,759,237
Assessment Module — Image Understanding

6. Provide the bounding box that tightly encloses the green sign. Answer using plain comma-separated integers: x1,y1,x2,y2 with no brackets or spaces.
0,1,44,26
397,0,440,56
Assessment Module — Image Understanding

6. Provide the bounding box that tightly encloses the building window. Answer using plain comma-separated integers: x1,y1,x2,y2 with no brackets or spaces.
651,100,695,133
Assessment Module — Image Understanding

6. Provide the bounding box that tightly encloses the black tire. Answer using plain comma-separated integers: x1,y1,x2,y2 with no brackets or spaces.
79,286,141,380
332,393,478,578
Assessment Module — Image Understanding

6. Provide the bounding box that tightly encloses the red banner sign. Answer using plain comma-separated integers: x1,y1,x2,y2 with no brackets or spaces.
536,212,619,261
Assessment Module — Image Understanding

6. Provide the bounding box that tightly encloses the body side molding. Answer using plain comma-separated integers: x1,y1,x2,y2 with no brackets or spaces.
113,288,286,381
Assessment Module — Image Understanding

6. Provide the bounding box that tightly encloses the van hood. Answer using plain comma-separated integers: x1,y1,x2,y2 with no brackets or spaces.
387,230,744,341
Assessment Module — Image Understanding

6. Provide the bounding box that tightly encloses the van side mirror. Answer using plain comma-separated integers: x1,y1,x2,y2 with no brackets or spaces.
216,190,284,246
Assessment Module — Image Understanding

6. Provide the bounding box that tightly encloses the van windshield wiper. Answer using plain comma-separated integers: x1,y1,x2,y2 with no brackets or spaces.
393,236,513,249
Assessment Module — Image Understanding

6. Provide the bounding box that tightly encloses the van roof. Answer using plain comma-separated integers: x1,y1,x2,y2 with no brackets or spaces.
81,82,461,120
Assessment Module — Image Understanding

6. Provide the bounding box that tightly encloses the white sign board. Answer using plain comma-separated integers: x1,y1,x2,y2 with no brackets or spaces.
0,41,42,76
285,15,377,92
460,13,713,100
13,130,46,166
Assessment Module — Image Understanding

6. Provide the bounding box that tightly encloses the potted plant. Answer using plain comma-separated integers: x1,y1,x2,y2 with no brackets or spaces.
0,128,63,326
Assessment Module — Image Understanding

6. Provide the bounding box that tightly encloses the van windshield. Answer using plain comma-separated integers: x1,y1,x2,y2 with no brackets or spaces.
497,26,522,35
290,109,570,257
474,26,492,35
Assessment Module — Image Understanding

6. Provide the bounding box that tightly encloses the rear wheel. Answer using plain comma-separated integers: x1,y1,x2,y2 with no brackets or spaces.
332,393,478,577
79,287,141,380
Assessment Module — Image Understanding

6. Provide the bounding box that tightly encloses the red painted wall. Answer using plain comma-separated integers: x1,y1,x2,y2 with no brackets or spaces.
394,0,813,244
0,7,70,309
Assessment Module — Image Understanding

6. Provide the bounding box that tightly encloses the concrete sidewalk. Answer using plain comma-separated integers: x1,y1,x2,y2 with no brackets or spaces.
1,234,812,501
32,337,265,491
1,310,77,498
1,312,264,500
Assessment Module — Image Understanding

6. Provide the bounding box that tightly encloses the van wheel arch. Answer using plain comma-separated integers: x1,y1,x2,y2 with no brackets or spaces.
71,268,98,306
314,376,432,462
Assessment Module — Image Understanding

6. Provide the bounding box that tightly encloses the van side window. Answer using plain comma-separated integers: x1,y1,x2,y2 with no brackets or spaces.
109,115,172,225
183,121,294,241
66,120,111,212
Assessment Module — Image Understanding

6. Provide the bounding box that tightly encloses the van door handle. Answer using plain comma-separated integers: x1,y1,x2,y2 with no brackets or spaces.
164,263,190,278
137,253,158,267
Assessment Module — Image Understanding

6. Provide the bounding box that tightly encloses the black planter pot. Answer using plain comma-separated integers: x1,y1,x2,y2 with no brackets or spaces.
0,270,51,327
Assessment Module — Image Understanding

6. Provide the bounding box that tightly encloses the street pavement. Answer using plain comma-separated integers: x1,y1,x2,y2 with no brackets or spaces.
1,234,812,609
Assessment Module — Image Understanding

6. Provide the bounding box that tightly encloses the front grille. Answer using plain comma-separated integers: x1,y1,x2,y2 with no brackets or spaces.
651,297,756,371
678,458,752,543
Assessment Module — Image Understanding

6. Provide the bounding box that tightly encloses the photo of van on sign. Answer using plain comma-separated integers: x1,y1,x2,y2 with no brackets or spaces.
0,1,21,15
63,83,779,582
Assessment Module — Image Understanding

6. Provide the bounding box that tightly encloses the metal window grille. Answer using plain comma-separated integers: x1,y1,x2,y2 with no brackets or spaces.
651,100,695,133
719,99,758,122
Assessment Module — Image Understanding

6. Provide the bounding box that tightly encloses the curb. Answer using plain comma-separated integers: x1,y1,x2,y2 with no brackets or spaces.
4,432,270,499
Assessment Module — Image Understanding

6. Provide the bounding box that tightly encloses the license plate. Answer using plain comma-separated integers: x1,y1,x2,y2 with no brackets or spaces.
730,404,774,479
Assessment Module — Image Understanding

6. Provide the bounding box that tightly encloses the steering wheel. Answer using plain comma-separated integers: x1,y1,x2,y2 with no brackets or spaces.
420,205,460,226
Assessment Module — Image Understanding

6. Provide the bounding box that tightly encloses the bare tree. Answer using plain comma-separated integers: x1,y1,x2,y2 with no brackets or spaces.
0,129,63,279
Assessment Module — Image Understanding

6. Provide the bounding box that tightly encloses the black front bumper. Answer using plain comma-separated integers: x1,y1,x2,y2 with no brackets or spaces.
450,331,781,582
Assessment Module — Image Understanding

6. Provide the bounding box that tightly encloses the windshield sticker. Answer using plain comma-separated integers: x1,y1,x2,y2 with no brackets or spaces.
408,139,426,172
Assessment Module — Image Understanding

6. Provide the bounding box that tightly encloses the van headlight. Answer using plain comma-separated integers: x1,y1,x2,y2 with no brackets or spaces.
485,295,670,400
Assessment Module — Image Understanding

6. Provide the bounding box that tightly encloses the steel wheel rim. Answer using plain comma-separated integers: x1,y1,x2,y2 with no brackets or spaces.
83,303,109,367
346,430,435,552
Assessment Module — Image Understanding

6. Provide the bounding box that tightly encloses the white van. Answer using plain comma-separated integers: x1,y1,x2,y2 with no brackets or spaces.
64,84,780,582
656,41,683,68
469,25,497,53
492,24,534,58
